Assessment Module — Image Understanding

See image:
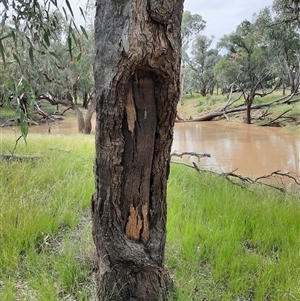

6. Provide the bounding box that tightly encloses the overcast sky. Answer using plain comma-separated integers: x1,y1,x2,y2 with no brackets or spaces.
66,0,274,44
184,0,274,43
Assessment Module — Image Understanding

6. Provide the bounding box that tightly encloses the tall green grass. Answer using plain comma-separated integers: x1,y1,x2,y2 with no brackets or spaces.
0,134,95,300
166,165,300,300
1,134,299,300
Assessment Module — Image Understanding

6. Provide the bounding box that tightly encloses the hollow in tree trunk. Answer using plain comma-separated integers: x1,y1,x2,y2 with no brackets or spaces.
92,0,184,300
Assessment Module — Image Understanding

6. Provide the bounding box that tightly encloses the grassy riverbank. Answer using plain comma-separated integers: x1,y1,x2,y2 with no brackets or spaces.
1,134,299,300
179,91,300,132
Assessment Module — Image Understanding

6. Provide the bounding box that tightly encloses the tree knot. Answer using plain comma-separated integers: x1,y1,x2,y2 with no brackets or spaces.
148,0,174,24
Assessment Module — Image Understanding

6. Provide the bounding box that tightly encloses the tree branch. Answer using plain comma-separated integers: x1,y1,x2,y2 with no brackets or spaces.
171,151,211,159
261,106,295,126
171,161,300,193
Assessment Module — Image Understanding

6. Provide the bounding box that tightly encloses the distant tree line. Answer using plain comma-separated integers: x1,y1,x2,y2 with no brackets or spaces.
1,0,299,129
182,0,300,123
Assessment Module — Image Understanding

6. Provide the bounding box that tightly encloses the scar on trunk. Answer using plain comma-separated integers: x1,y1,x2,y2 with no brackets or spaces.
125,204,149,243
125,84,136,134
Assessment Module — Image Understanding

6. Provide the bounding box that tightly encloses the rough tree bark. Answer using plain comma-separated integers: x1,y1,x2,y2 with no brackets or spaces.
92,1,184,300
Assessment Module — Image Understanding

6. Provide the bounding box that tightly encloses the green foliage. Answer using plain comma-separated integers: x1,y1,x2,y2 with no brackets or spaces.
0,1,93,138
181,11,206,47
184,35,221,95
0,0,83,62
273,0,300,23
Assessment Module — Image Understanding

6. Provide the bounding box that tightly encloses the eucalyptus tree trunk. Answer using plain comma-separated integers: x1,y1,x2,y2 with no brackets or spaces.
84,97,96,134
245,94,254,124
92,1,184,300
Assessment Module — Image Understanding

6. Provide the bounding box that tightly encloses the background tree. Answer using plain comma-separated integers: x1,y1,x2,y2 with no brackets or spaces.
256,7,300,95
185,35,220,96
217,20,278,124
181,10,206,47
213,53,241,96
180,11,206,104
273,0,300,23
92,0,184,299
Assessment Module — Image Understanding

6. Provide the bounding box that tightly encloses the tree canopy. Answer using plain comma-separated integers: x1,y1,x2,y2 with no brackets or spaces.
0,0,92,136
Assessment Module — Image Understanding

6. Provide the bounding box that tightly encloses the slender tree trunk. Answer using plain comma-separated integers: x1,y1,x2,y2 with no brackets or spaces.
65,92,84,133
84,97,96,134
92,1,183,300
200,87,206,97
82,91,89,109
73,83,78,105
180,63,185,105
246,102,251,124
245,95,253,124
285,61,296,94
71,103,85,133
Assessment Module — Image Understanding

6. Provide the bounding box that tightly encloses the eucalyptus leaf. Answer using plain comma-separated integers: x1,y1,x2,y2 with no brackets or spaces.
65,0,74,18
13,53,21,65
0,39,6,67
79,7,86,23
29,46,34,65
80,26,89,40
44,30,50,47
67,36,72,58
76,52,82,61
49,51,60,61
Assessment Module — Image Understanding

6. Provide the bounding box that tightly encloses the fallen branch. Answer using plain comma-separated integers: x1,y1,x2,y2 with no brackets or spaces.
59,107,72,116
222,92,243,111
34,102,57,122
261,106,295,127
171,161,300,193
255,107,272,121
221,169,287,192
255,170,300,186
176,113,184,121
1,154,43,161
177,93,300,123
171,151,211,159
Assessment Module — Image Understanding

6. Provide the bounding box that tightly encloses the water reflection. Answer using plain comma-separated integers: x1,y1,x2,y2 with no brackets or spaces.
172,121,300,179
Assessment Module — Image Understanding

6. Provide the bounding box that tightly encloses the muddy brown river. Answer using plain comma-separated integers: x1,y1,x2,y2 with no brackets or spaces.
172,121,299,179
1,117,299,185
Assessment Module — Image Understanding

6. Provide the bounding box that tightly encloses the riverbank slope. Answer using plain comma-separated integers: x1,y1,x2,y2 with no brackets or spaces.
178,91,300,133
